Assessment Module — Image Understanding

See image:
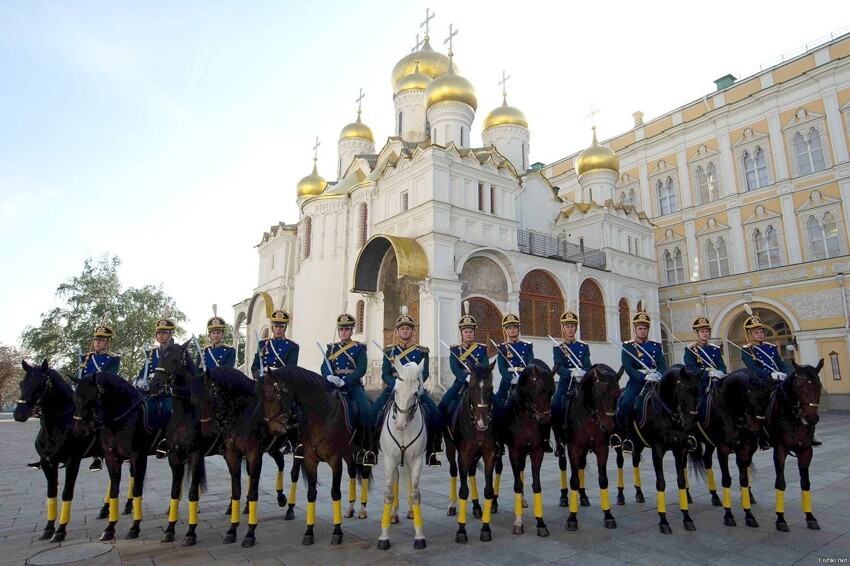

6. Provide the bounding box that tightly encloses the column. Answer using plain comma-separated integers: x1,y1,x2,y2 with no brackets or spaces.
677,149,693,209
823,91,849,164
727,208,748,274
767,113,789,181
779,194,802,264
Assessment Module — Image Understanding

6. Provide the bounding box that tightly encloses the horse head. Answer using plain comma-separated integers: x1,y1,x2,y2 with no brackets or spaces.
661,364,700,431
788,359,824,426
151,341,192,396
580,364,623,433
467,360,496,431
72,372,101,436
191,370,216,436
261,367,295,436
14,359,52,422
391,359,424,432
517,360,556,424
728,370,773,433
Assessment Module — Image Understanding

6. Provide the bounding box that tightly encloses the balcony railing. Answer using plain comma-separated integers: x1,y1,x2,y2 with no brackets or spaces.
517,229,607,270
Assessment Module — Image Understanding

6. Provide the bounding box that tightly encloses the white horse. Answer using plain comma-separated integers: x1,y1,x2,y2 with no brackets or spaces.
377,359,428,550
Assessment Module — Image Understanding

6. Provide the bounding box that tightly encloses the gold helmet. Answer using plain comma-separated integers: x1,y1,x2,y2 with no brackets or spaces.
207,304,227,331
395,305,416,329
270,309,290,326
632,309,651,327
336,313,356,328
501,313,520,328
458,300,477,330
560,299,578,325
742,303,763,331
692,304,710,331
93,311,115,340
155,306,176,332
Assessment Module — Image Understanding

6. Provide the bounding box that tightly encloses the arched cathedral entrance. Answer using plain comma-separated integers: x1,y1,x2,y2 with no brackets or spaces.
727,306,795,370
378,249,421,345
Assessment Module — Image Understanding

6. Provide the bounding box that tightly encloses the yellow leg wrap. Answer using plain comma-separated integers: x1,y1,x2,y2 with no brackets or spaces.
483,498,492,523
450,476,457,500
723,487,731,509
520,471,525,486
289,481,297,504
168,499,179,522
104,481,111,504
469,475,479,500
333,500,342,525
493,473,501,496
60,501,71,525
533,492,543,518
349,478,356,503
133,496,143,521
109,498,119,522
189,501,198,525
230,499,240,524
802,490,812,513
126,477,134,500
361,478,369,504
579,468,585,489
617,467,624,489
707,469,717,492
600,489,610,511
248,501,257,526
569,489,579,513
47,497,57,521
560,470,567,490
741,487,751,510
413,504,423,529
679,488,688,511
393,481,399,505
633,467,641,488
276,471,283,492
306,501,316,526
458,499,467,524
657,491,666,514
407,477,412,507
775,489,785,514
381,503,392,528
514,493,523,517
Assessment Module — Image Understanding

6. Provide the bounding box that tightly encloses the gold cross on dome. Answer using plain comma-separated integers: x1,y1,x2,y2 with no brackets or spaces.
586,104,600,128
312,136,321,160
444,23,458,54
420,8,435,37
499,69,511,97
411,33,423,53
355,88,365,114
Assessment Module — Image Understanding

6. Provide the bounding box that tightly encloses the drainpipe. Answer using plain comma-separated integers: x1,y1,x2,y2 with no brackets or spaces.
837,273,849,330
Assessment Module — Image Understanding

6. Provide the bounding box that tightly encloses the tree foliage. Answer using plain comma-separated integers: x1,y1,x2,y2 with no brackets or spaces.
0,343,25,410
20,255,185,380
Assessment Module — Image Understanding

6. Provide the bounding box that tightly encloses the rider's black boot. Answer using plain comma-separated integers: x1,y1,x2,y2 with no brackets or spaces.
426,432,443,467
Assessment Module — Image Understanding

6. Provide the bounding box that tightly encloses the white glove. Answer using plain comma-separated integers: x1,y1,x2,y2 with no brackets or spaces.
464,373,471,383
136,376,150,391
327,375,345,388
511,374,519,385
771,371,787,382
571,369,586,379
708,369,725,380
645,371,662,383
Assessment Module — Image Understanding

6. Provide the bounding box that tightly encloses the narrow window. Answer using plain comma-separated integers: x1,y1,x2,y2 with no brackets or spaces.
478,183,484,211
401,191,409,212
490,185,496,214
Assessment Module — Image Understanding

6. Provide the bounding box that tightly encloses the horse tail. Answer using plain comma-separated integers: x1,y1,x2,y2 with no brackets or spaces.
185,454,208,495
298,459,311,490
476,458,484,474
354,463,375,493
687,441,707,482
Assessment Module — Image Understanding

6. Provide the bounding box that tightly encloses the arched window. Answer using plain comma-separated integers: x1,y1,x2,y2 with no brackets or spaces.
706,162,719,201
460,126,465,147
618,298,631,341
695,165,707,204
522,142,528,171
809,212,841,260
467,298,503,358
425,120,431,137
303,216,312,260
358,202,368,247
356,300,365,333
664,248,685,284
579,279,606,342
628,188,637,207
744,148,769,190
705,238,730,279
398,111,403,136
755,225,781,269
519,270,564,338
795,128,826,176
823,212,841,257
657,177,677,215
706,240,718,278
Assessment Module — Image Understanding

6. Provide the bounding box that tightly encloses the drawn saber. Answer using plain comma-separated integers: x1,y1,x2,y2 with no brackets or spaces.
725,339,781,372
316,341,335,377
489,338,524,382
254,331,265,377
76,346,83,381
192,334,207,373
670,334,718,371
547,334,581,369
621,343,654,373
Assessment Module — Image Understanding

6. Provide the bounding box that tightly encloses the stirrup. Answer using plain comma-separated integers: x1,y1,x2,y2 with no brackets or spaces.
293,444,305,459
354,449,366,466
622,439,634,454
687,435,697,453
155,440,168,459
609,434,623,449
281,441,293,455
427,452,442,468
363,450,377,467
812,433,823,447
27,460,42,470
89,457,103,472
554,443,565,458
758,437,771,451
543,439,554,453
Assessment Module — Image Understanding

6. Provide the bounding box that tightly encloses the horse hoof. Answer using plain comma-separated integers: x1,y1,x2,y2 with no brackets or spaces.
39,529,55,541
161,532,175,543
617,494,625,506
566,520,578,532
579,495,590,507
50,532,66,543
723,516,736,527
473,507,483,519
447,506,457,517
223,533,237,545
407,510,414,520
659,524,672,535
413,538,427,550
99,531,114,542
807,519,821,530
182,535,197,547
331,533,343,545
390,515,399,524
285,508,295,521
521,497,528,509
684,521,696,532
604,518,617,529
277,494,287,507
377,539,391,550
536,526,549,537
344,509,354,519
97,506,109,520
241,536,255,548
710,494,722,507
559,497,568,508
456,532,468,544
123,501,133,515
125,529,140,540
745,517,759,528
302,534,314,546
635,493,645,504
358,510,367,520
512,524,524,535
480,529,492,542
776,521,790,532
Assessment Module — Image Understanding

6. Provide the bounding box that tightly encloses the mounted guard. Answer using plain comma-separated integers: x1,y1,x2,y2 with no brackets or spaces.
438,301,489,420
683,307,727,426
551,304,592,457
198,304,236,370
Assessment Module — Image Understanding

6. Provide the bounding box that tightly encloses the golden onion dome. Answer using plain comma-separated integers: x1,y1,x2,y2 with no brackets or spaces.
424,56,477,111
296,159,327,198
392,36,457,93
396,61,432,93
339,111,374,142
575,127,620,176
483,94,528,130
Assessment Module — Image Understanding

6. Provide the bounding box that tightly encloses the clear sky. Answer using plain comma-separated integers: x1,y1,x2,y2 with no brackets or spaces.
1,0,847,347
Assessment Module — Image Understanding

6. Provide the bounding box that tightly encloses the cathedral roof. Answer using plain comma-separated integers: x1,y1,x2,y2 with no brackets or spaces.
483,94,528,130
296,159,328,198
424,55,477,111
575,127,620,176
558,199,652,224
392,36,456,93
339,111,374,142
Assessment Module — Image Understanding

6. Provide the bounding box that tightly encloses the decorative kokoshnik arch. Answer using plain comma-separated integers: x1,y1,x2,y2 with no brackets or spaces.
352,235,429,293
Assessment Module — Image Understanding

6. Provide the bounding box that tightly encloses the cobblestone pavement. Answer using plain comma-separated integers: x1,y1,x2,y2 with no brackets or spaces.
2,411,848,565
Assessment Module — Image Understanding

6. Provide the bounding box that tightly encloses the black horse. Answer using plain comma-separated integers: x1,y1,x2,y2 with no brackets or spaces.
72,371,162,541
261,365,371,546
696,369,772,528
766,360,823,532
14,360,104,542
564,364,623,531
498,359,556,537
444,360,498,543
615,364,705,534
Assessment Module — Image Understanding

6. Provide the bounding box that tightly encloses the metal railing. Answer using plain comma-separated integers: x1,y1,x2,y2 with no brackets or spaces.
517,229,607,270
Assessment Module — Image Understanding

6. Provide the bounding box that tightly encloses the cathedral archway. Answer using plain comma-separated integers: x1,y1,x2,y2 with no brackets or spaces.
466,297,503,357
727,306,794,370
352,234,428,293
519,269,564,338
378,248,421,346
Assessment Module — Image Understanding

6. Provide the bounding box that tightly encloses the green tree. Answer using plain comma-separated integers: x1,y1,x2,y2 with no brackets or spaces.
0,343,25,410
20,255,185,380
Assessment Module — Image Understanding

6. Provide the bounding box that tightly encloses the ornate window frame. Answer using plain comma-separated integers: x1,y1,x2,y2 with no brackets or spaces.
731,127,773,192
796,190,846,261
742,205,786,270
616,172,641,210
782,108,831,178
696,217,734,279
656,228,687,285
648,160,679,216
688,144,722,204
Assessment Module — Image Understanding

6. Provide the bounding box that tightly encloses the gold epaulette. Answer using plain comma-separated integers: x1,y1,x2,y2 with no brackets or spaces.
419,346,429,353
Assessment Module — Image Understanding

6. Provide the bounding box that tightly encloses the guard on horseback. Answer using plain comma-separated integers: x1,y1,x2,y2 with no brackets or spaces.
373,306,443,467
683,310,727,427
615,309,667,453
322,313,376,467
438,301,489,427
551,307,591,457
198,305,236,370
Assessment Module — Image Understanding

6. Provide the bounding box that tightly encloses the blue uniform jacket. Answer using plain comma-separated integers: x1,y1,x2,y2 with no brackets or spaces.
621,340,667,387
683,343,727,378
497,340,534,383
198,345,236,370
136,345,196,383
449,343,489,382
741,342,789,380
80,351,120,376
252,338,299,374
381,344,429,387
322,341,367,387
553,340,592,381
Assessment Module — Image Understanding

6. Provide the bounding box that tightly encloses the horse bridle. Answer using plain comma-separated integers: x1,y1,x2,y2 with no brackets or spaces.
467,378,492,430
586,376,617,429
517,373,552,422
261,379,293,430
778,372,820,424
391,378,420,424
18,371,55,419
657,374,699,428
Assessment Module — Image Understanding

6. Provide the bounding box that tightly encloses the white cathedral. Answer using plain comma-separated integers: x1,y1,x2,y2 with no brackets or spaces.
233,26,657,393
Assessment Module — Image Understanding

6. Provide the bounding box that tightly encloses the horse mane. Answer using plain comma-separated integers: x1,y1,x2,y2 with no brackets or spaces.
468,362,493,386
96,372,140,398
518,359,552,385
204,367,257,397
43,366,74,397
271,365,335,393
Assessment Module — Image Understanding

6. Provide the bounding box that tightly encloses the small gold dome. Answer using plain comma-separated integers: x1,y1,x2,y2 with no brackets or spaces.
296,159,327,198
392,36,457,93
339,112,374,142
575,128,620,176
483,95,528,130
424,57,477,111
396,61,432,93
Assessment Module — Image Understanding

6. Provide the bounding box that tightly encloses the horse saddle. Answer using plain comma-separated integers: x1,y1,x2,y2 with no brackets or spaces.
446,395,465,433
700,386,716,428
635,388,654,429
141,396,172,434
334,390,358,434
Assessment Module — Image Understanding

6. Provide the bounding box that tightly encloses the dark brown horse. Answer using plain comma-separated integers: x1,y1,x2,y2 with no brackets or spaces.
766,360,823,532
564,364,623,531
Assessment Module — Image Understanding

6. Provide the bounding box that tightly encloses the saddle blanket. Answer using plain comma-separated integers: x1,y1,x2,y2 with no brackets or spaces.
141,396,172,434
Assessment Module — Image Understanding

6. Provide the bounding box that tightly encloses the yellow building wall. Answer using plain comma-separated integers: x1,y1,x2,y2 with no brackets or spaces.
644,116,675,139
725,78,762,105
686,139,720,158
682,102,708,123
817,339,850,395
772,55,816,84
829,38,850,62
610,131,636,153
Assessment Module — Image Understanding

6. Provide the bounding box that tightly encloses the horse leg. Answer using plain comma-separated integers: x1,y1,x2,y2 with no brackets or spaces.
798,447,819,530
748,467,757,505
52,457,82,543
390,479,400,523
704,444,721,506
97,480,110,520
773,443,789,532
100,459,121,542
286,459,299,520
182,452,203,547
330,458,344,545
162,452,185,543
39,461,59,540
520,468,528,508
406,474,414,520
558,451,569,507
469,467,483,518
411,456,426,549
240,453,262,548
125,454,147,539
651,446,672,534
717,447,736,526
345,462,356,518
270,448,287,507
359,465,370,519
223,449,241,544
447,444,458,516
123,463,134,516
597,445,616,529
492,452,501,513
632,446,645,503
737,453,758,528
566,445,580,531
242,462,251,515
302,458,319,546
378,463,397,550
510,452,524,535
677,450,696,531
480,451,495,542
578,453,590,507
615,447,626,505
456,462,469,543
531,449,548,537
